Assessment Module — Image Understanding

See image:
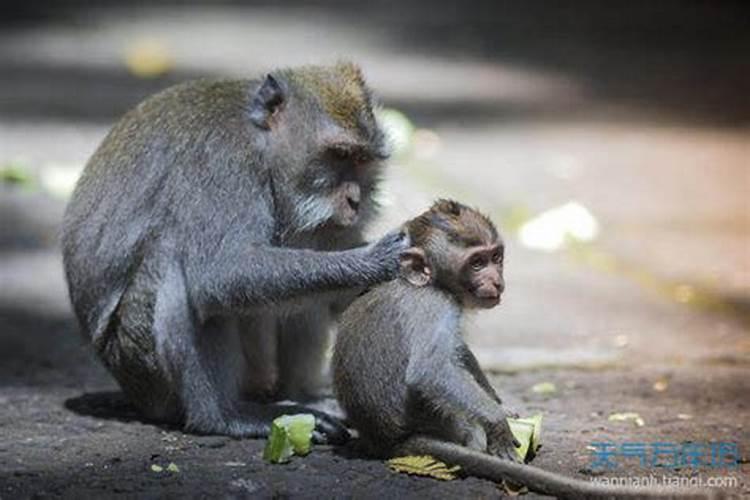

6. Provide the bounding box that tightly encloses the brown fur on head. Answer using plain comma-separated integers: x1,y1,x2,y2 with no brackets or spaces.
278,61,375,132
402,199,505,309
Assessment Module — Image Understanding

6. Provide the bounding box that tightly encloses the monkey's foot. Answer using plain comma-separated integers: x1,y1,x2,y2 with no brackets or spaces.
233,401,350,445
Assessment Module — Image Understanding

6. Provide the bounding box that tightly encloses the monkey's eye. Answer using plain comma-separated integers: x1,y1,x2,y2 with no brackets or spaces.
330,147,350,162
470,256,485,271
491,251,503,264
353,152,369,165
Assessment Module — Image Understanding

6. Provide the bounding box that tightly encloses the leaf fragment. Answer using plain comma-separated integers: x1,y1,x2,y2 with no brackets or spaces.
507,414,543,462
0,163,35,187
124,39,174,78
608,412,645,427
388,455,461,480
531,382,557,395
652,378,669,392
263,413,315,464
283,414,315,455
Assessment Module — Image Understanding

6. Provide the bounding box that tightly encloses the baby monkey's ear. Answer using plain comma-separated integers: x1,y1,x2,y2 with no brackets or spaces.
400,247,431,287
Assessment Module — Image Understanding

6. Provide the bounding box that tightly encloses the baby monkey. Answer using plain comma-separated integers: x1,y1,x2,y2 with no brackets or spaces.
333,200,716,499
334,199,518,460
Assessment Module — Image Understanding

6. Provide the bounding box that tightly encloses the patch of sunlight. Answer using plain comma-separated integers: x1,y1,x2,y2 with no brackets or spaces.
376,108,414,159
39,162,83,199
519,201,599,252
124,38,174,78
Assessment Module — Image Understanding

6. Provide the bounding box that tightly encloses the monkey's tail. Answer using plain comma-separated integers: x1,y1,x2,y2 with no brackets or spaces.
402,436,722,500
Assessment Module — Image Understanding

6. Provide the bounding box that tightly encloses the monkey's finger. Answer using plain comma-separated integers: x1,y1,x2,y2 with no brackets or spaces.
383,229,410,248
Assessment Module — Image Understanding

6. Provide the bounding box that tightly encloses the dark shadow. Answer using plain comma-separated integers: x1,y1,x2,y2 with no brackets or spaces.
0,305,95,386
0,57,587,126
64,391,142,421
349,0,750,127
2,1,749,127
0,60,212,124
719,294,750,332
0,189,65,250
63,391,180,430
331,439,376,460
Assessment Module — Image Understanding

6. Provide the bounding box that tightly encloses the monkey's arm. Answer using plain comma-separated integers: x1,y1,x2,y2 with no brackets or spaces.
405,326,506,426
187,232,404,316
457,344,503,405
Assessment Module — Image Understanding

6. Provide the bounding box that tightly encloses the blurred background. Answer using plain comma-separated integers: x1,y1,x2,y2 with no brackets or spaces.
0,1,748,497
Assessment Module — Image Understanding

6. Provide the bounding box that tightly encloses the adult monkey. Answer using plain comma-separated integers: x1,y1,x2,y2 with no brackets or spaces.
62,62,408,443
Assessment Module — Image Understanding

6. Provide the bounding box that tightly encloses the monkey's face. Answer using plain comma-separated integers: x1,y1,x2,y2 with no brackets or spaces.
283,137,385,232
316,142,383,228
460,242,505,309
250,65,387,234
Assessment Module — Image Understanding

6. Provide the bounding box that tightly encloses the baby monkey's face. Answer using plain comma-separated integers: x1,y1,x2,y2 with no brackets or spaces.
400,199,505,308
459,241,505,309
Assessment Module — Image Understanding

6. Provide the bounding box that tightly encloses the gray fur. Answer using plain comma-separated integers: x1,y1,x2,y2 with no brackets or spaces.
333,280,517,457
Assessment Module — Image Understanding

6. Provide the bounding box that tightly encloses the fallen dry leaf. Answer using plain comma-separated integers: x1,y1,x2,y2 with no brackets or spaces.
388,455,461,480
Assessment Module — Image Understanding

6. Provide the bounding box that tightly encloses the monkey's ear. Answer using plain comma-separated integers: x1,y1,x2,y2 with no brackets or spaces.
400,247,431,287
249,74,285,129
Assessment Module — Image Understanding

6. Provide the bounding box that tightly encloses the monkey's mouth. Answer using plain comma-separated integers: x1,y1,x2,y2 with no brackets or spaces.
332,201,361,227
474,292,501,308
333,208,359,227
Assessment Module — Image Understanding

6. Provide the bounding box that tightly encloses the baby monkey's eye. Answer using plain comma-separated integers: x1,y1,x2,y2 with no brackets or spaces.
470,256,485,271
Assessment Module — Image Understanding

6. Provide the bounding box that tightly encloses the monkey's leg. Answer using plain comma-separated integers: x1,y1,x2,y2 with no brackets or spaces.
237,314,279,401
417,412,488,453
99,261,277,437
409,360,520,462
276,308,332,401
155,267,346,441
95,260,240,432
233,312,349,443
141,263,255,436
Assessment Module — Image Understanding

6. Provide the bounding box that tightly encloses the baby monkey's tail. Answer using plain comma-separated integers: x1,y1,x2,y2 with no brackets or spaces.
400,436,723,500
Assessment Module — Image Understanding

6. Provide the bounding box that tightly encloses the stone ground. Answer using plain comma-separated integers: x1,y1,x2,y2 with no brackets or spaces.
0,2,748,498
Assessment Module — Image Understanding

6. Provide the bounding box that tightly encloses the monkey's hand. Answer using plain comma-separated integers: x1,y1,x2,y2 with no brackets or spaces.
486,418,523,463
365,230,410,280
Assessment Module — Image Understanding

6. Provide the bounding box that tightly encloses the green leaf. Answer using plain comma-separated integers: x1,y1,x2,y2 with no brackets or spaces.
507,414,543,462
280,414,315,455
263,413,315,464
0,163,35,187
